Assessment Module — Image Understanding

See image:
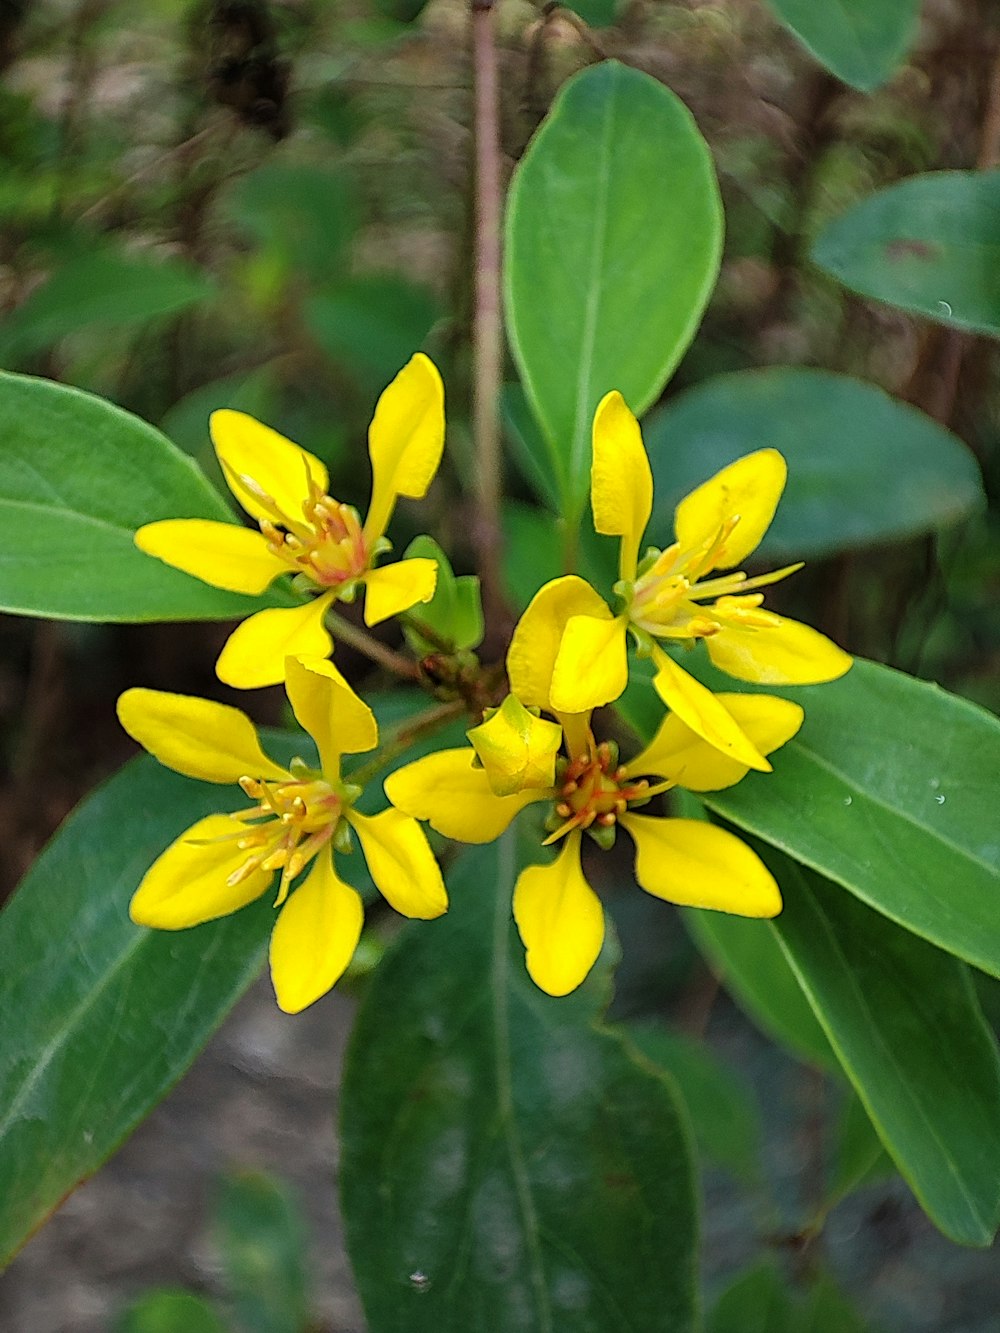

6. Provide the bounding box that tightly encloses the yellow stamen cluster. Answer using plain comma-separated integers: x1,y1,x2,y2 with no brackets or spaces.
628,519,800,640
242,473,371,589
546,741,653,846
223,767,344,899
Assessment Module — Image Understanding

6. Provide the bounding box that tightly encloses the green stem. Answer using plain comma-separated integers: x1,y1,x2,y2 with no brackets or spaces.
349,700,467,787
326,609,420,680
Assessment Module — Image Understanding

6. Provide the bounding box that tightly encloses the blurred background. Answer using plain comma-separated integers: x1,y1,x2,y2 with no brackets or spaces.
0,0,998,1328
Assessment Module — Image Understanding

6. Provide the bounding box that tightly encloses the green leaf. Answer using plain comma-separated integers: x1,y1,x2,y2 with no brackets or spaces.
214,1170,310,1333
812,171,1000,335
340,836,699,1332
501,383,560,512
768,849,1000,1246
643,369,984,559
683,906,836,1071
504,60,722,522
827,1092,893,1208
0,371,283,622
762,0,919,91
0,248,214,361
304,274,440,392
115,1289,228,1333
560,0,621,27
224,163,360,283
0,753,278,1268
794,1274,870,1333
627,1022,763,1183
628,658,1000,987
709,1263,794,1333
402,536,484,655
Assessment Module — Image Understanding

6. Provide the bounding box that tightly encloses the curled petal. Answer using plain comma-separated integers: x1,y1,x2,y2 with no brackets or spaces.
284,656,377,777
626,693,804,791
622,813,781,917
215,594,334,690
348,807,448,919
269,848,364,1013
135,519,287,595
674,449,786,570
652,650,770,773
467,694,563,795
513,833,604,997
550,613,630,714
384,749,540,843
507,575,612,710
210,409,328,527
130,813,273,929
591,391,653,583
707,616,853,685
362,557,437,626
364,354,445,544
118,688,287,784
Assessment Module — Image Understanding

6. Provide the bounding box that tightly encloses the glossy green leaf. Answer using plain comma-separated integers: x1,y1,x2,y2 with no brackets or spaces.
504,60,722,522
643,369,984,559
214,1170,310,1333
627,1022,763,1182
0,249,214,361
501,383,560,512
623,657,1000,986
768,849,1000,1246
763,0,918,91
812,171,1000,335
0,371,283,621
682,905,836,1070
115,1289,228,1333
340,836,699,1332
709,1263,793,1333
560,0,620,27
0,753,279,1268
828,1092,893,1208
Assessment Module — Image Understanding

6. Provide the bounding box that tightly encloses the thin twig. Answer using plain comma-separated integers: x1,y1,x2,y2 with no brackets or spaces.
326,610,420,680
349,699,467,787
470,0,508,641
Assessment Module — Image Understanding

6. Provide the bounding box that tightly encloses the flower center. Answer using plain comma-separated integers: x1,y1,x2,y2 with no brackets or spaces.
546,741,651,847
260,480,371,589
222,764,347,899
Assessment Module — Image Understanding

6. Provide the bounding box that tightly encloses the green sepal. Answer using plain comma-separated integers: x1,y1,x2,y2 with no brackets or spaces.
402,535,485,655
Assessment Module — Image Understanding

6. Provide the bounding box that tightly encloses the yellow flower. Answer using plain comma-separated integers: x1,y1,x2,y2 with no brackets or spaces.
528,391,851,767
135,354,445,688
385,695,801,997
117,656,447,1013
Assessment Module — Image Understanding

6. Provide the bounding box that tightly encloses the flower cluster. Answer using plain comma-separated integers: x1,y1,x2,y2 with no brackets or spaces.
123,360,850,1009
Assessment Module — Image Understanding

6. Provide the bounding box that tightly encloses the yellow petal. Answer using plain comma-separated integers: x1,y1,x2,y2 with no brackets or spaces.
117,688,287,783
269,847,364,1013
384,748,540,842
129,813,273,929
210,409,328,527
135,519,288,595
362,557,437,626
215,594,334,690
674,449,787,569
591,391,653,583
622,814,782,917
283,655,377,776
626,693,804,791
652,650,770,773
363,354,445,544
513,833,604,996
550,613,630,713
348,807,448,918
467,694,563,796
507,575,612,710
707,616,854,685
